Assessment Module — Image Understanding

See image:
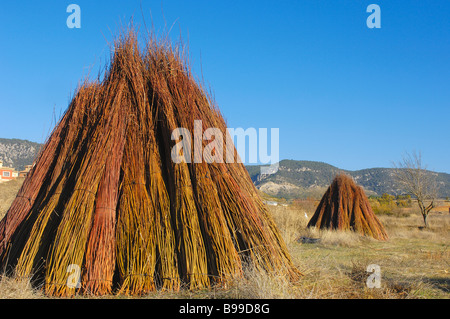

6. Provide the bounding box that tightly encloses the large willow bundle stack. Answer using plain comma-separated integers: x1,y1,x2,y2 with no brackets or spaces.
0,30,300,296
307,174,388,241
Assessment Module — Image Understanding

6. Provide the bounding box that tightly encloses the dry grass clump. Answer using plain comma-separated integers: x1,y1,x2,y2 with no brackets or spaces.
269,205,309,245
345,260,425,299
316,229,372,247
228,260,297,299
141,261,297,299
0,273,44,299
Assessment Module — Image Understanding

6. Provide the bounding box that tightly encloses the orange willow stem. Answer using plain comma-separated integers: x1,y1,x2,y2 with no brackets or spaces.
0,28,300,296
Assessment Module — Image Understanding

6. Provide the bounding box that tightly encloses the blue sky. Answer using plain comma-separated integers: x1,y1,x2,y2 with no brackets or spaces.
0,1,449,173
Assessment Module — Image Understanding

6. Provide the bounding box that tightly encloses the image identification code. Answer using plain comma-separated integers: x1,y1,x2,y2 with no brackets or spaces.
179,303,270,316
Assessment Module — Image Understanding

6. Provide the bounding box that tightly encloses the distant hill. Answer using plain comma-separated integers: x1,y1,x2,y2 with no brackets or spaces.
1,138,449,199
0,138,42,171
246,160,450,199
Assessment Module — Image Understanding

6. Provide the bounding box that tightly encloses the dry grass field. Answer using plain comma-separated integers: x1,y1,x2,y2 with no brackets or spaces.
268,204,449,299
0,178,25,219
0,179,448,299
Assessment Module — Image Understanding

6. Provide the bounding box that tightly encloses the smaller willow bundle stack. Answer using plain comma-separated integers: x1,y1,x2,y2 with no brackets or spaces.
307,174,388,241
0,29,300,296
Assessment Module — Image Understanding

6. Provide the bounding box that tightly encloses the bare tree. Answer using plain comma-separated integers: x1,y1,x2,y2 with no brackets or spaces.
393,151,437,227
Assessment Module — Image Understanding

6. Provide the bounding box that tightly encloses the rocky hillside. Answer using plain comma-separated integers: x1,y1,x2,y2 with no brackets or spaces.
246,160,450,199
0,138,41,171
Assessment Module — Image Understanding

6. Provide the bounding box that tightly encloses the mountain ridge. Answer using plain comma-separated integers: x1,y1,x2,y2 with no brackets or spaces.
0,138,41,171
1,139,449,198
246,159,450,199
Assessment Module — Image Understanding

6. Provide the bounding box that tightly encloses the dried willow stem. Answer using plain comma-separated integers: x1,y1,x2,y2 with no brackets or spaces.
307,174,389,241
0,29,300,296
